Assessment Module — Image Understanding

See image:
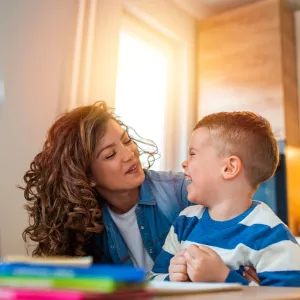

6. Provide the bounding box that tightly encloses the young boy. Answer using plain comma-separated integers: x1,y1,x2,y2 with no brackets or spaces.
150,112,300,286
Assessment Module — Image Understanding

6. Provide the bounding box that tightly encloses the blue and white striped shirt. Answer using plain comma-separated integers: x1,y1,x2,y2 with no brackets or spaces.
151,201,300,286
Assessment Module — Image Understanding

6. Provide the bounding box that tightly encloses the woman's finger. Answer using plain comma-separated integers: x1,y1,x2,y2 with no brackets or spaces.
243,266,260,285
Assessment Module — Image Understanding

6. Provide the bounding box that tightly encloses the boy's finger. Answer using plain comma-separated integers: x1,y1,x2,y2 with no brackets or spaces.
184,250,195,264
197,244,215,256
171,273,189,282
169,264,187,274
187,244,207,259
171,255,186,265
176,248,187,256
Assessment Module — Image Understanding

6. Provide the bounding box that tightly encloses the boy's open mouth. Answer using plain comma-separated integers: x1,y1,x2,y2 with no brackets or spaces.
184,173,192,182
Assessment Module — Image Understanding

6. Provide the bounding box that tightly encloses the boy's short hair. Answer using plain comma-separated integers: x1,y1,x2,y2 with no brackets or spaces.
194,111,279,189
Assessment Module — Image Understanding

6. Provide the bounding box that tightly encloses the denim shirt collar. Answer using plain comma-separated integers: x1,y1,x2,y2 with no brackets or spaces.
138,172,156,205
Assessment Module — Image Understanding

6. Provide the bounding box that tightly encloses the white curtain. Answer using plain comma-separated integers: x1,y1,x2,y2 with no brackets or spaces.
67,0,197,171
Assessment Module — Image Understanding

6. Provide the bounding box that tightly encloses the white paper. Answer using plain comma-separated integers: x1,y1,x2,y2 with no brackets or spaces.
148,281,242,294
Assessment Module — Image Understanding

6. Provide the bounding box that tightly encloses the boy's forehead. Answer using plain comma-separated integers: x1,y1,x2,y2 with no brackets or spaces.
190,127,212,146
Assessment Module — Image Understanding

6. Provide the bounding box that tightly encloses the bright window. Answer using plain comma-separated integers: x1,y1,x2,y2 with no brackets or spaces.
115,15,175,170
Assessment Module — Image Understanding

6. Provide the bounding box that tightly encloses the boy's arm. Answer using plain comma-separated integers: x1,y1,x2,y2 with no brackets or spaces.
227,225,300,286
255,229,300,286
149,224,181,281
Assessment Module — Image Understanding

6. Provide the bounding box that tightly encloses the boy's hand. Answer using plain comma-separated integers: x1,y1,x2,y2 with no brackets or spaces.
169,249,189,282
184,244,230,282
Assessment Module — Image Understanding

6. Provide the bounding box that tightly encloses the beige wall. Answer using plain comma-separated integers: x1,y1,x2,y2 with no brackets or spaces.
197,0,296,142
0,0,196,256
0,0,78,256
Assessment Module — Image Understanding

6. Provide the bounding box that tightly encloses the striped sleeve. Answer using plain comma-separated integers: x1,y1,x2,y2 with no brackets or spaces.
225,222,300,286
248,204,300,286
254,224,300,286
149,224,181,281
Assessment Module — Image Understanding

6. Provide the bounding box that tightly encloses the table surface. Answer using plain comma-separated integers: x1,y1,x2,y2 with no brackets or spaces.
152,286,300,300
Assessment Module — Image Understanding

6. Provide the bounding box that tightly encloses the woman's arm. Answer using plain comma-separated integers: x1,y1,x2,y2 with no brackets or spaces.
90,232,113,264
176,172,193,209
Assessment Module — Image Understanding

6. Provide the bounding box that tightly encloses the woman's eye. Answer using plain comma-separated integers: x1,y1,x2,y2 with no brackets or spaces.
105,152,116,159
124,138,132,145
190,153,195,156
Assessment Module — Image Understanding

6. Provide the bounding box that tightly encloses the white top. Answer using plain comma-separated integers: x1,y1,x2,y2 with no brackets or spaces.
108,204,154,272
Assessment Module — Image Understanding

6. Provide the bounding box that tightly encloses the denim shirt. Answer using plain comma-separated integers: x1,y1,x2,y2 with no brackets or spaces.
92,170,191,265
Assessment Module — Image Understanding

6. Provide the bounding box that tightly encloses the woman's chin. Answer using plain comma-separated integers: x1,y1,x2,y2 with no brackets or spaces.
129,168,145,187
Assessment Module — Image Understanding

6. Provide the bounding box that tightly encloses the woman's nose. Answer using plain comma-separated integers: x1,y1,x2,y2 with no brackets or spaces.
182,160,188,170
123,147,134,162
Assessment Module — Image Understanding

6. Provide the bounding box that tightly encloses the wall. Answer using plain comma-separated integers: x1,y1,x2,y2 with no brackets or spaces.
0,0,78,256
0,0,196,256
286,11,300,234
198,0,299,146
198,0,281,138
281,0,299,147
295,11,300,127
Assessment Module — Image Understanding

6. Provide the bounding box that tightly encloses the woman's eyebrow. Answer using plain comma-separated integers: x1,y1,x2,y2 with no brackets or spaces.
96,131,127,158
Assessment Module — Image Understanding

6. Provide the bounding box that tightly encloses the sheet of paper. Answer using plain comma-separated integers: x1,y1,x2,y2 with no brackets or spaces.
148,281,242,295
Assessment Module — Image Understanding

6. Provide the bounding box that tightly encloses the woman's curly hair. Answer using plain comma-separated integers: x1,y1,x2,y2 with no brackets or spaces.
20,101,158,257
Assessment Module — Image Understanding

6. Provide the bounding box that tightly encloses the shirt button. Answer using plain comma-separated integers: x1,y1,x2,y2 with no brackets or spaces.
140,226,144,230
110,245,115,249
149,249,153,253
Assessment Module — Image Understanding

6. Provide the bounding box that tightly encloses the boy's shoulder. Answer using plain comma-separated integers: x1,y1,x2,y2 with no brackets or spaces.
242,200,286,228
178,205,205,219
241,201,297,246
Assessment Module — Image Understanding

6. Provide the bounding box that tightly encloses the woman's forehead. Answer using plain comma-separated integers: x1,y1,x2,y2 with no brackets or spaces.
98,120,126,144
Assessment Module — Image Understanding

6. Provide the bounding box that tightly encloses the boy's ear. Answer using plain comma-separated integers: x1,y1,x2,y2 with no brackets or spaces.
222,156,242,180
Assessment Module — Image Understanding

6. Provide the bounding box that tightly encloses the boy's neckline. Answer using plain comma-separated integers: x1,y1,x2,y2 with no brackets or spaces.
202,201,260,229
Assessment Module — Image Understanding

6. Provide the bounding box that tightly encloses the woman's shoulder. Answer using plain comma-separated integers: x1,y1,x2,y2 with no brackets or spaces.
144,169,184,182
142,169,188,208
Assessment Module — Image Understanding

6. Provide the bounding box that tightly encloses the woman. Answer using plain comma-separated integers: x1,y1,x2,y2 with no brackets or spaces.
21,101,189,272
20,101,259,283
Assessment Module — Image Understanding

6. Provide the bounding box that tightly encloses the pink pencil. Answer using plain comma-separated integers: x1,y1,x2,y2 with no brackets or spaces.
0,288,84,300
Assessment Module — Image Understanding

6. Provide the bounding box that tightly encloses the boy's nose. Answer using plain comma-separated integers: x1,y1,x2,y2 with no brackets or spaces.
182,160,188,169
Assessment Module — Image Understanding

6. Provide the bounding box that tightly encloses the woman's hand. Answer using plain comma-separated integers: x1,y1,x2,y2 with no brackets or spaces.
169,249,189,282
243,266,260,285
